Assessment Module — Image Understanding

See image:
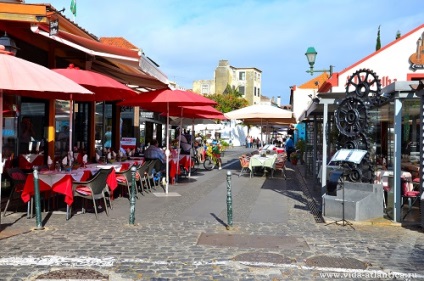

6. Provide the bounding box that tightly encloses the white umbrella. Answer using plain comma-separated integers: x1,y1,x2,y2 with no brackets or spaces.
224,104,295,147
224,104,295,123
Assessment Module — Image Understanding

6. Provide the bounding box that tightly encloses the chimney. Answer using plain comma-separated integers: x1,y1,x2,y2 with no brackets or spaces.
277,96,281,106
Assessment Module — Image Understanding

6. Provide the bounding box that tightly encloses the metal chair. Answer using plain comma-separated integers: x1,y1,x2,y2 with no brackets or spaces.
274,153,287,179
401,178,420,220
135,160,152,194
3,168,30,217
69,168,112,219
115,163,137,198
238,156,251,177
145,159,162,190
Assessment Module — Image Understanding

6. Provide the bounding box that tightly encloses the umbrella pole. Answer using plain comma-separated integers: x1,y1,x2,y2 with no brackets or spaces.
188,118,194,179
69,98,73,166
0,90,3,228
176,110,183,180
261,119,264,148
165,103,170,194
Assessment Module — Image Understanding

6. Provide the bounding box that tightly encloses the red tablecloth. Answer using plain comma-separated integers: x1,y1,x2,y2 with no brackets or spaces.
18,154,44,170
20,169,116,206
22,173,74,205
107,169,118,193
168,155,191,184
169,159,178,184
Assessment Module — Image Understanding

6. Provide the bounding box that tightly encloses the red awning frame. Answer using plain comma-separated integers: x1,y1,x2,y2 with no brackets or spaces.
30,24,140,65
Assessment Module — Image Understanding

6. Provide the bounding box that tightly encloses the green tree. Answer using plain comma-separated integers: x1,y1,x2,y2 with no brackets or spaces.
376,25,381,51
396,30,401,40
205,84,248,113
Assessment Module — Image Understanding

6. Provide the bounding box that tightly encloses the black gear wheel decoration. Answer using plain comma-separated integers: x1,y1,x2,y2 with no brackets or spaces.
333,69,383,183
337,133,369,151
346,69,382,104
335,97,369,137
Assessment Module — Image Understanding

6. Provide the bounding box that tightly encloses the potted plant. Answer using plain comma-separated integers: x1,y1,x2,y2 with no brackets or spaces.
295,139,306,164
290,151,298,165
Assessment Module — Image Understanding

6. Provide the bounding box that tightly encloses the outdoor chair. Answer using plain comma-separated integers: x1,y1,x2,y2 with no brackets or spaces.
401,178,420,220
116,163,137,198
145,159,162,190
69,167,113,220
274,153,287,179
238,156,251,177
3,167,30,217
136,160,153,194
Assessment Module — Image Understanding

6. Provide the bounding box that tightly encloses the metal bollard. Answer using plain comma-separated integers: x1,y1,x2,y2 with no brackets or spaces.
129,166,137,225
226,170,233,229
32,167,44,230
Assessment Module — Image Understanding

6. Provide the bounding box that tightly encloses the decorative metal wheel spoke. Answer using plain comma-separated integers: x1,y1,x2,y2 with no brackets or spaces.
346,69,382,106
337,133,370,151
335,97,368,137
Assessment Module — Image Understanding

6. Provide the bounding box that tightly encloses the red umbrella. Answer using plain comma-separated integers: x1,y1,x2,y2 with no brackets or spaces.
165,105,224,119
118,89,217,108
118,89,217,194
53,65,138,160
0,50,93,227
0,55,92,99
52,64,137,101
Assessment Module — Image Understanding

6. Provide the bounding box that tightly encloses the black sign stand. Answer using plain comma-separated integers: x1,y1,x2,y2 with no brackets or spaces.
325,171,354,229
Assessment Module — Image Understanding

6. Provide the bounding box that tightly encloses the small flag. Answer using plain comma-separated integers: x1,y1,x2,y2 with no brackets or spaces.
70,0,77,16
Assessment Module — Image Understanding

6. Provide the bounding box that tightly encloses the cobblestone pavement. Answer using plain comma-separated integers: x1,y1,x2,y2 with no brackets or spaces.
0,147,423,280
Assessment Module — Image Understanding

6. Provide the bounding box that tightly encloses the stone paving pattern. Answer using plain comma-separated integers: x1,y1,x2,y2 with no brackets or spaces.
0,147,423,280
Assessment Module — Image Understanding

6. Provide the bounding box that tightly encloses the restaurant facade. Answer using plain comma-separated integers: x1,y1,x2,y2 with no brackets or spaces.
0,1,169,172
296,23,424,223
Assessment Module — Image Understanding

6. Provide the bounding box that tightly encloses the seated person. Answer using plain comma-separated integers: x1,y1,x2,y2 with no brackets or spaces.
194,140,205,162
144,139,166,172
178,134,192,155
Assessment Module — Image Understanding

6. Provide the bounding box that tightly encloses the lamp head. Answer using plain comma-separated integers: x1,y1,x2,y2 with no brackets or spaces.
305,46,317,67
0,32,18,56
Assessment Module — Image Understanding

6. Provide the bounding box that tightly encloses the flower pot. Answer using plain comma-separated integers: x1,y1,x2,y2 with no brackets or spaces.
291,158,298,165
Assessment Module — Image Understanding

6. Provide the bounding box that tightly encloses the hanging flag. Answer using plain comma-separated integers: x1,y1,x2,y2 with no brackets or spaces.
70,0,77,16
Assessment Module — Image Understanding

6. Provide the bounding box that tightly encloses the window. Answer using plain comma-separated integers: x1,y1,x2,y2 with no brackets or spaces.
239,72,245,81
258,88,260,97
254,87,257,96
201,84,209,95
239,86,245,95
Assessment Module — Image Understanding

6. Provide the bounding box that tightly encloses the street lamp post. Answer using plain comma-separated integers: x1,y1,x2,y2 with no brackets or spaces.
305,47,333,76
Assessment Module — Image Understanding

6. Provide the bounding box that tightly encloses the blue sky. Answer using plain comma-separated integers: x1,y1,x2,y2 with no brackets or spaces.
26,0,424,104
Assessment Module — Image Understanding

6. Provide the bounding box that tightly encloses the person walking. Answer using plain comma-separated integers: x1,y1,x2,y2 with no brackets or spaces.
104,126,112,149
285,136,295,161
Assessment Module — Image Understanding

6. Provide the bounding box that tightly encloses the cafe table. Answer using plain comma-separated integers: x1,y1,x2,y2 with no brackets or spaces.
249,154,277,178
21,167,118,219
168,155,191,184
374,169,413,192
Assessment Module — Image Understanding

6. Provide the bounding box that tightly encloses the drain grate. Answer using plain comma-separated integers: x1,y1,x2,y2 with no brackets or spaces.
35,269,108,280
198,233,309,250
294,167,325,223
234,252,295,266
305,255,368,270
